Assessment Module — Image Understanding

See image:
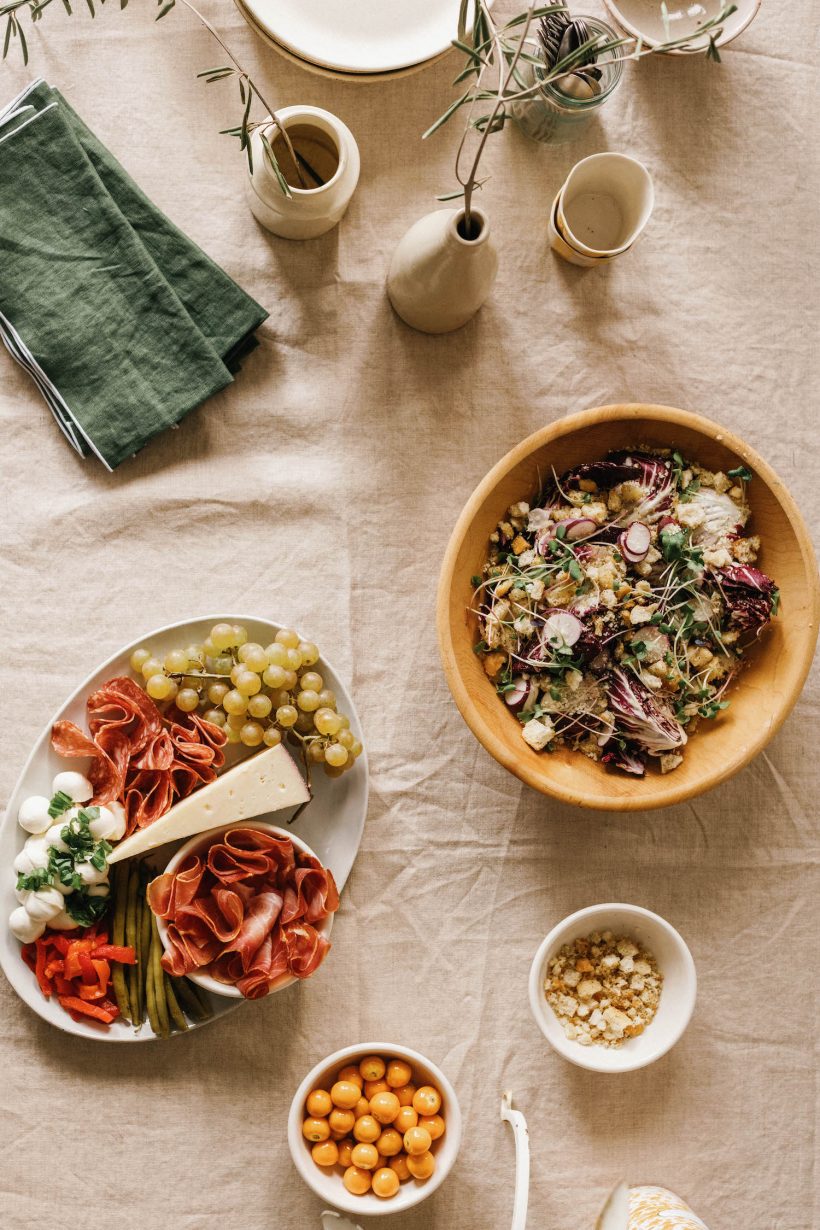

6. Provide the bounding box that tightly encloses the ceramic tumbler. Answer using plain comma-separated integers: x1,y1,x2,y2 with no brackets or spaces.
549,152,654,267
247,105,360,240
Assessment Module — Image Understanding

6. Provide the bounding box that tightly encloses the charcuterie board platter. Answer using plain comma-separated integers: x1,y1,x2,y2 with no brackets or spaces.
0,615,368,1042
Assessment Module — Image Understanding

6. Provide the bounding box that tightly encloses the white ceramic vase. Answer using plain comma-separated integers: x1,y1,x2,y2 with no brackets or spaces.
386,206,498,333
247,105,360,240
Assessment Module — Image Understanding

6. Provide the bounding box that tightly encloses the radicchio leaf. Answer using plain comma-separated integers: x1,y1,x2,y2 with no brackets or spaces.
609,451,674,525
559,460,643,490
601,742,646,776
607,668,688,755
715,565,778,633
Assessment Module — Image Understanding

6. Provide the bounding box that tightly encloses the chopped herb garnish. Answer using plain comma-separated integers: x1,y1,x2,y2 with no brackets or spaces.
47,790,74,819
727,465,753,482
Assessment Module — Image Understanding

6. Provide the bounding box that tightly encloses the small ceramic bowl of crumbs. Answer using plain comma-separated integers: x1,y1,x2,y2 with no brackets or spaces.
528,903,696,1072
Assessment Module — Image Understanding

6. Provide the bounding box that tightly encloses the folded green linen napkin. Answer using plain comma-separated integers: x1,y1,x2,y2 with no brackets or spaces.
0,80,268,469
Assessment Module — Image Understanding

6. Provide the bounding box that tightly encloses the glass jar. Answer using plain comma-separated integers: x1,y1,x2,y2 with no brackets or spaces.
511,18,624,145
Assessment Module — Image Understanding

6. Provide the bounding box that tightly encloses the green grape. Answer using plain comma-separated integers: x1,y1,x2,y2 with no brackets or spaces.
186,643,206,667
268,689,291,709
203,708,226,728
314,708,341,737
349,739,363,759
324,764,344,778
247,694,272,719
176,688,200,713
230,663,245,685
225,725,241,744
130,647,151,672
281,670,298,691
275,629,300,650
240,721,264,747
207,682,229,705
211,623,237,651
318,689,337,710
232,625,248,646
164,649,189,674
208,655,233,676
325,743,349,768
276,705,298,728
338,729,355,750
297,689,321,713
239,643,269,672
226,713,246,731
262,727,282,748
265,643,289,669
146,673,174,700
141,657,164,681
201,638,216,657
285,648,303,671
307,741,326,764
235,670,262,697
295,711,315,734
299,672,324,694
223,689,248,716
298,641,319,667
263,664,287,689
336,713,350,731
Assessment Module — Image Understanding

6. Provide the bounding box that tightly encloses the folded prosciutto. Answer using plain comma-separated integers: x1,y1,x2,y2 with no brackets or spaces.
52,677,226,835
147,828,339,999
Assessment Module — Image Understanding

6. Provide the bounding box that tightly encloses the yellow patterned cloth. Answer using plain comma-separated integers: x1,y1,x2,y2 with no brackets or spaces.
628,1186,709,1230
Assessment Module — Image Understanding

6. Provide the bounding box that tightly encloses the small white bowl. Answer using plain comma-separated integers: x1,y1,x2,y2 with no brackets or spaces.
288,1042,462,1217
602,0,760,51
155,821,334,999
529,904,696,1072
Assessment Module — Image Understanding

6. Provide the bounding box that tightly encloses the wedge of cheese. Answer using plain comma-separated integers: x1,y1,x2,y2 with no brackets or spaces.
107,744,310,863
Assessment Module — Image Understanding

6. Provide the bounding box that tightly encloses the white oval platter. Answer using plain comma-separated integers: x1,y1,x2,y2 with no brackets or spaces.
241,0,472,74
0,615,368,1042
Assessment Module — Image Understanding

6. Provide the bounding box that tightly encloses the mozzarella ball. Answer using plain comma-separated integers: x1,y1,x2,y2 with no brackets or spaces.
23,836,51,871
24,887,65,923
18,796,52,834
9,906,45,944
87,884,110,899
48,909,79,930
89,804,126,842
44,823,71,853
51,771,93,802
15,887,30,906
76,860,109,887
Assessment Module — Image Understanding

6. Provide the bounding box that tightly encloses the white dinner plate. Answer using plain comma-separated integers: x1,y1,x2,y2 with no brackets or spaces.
0,615,368,1042
241,0,473,74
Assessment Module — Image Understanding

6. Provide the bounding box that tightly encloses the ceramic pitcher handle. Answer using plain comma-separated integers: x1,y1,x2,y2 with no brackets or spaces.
501,1092,530,1230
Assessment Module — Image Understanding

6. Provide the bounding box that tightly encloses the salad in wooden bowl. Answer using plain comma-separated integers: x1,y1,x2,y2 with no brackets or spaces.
437,405,819,811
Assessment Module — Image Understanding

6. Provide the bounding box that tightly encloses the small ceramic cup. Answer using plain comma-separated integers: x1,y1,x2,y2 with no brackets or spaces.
548,152,654,267
528,903,696,1072
247,105,360,240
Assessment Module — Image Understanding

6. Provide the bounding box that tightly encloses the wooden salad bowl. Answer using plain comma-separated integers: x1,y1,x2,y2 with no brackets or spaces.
437,404,819,811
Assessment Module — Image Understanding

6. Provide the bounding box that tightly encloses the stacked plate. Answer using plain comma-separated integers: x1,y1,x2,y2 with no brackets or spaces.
234,0,472,81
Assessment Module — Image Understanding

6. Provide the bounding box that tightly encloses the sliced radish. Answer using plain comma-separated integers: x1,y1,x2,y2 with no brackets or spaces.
504,677,530,710
618,521,651,562
541,610,583,648
563,517,598,541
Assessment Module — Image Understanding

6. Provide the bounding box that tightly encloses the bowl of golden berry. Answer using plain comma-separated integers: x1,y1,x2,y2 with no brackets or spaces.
288,1043,462,1215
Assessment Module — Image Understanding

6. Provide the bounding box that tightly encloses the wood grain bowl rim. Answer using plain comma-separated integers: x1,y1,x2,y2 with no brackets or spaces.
436,403,820,811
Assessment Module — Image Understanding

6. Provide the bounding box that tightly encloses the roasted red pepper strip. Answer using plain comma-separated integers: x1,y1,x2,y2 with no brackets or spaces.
34,939,51,997
78,952,97,984
21,944,36,972
91,945,136,965
51,935,72,955
57,995,119,1024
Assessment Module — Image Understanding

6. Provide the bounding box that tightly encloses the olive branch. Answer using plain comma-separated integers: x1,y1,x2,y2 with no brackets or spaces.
425,0,738,229
0,0,307,193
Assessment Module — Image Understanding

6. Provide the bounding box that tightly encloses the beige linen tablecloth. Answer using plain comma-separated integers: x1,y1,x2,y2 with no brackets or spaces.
1,3,818,1227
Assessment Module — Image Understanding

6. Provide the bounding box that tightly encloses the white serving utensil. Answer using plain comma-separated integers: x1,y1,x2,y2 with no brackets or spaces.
501,1091,530,1230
